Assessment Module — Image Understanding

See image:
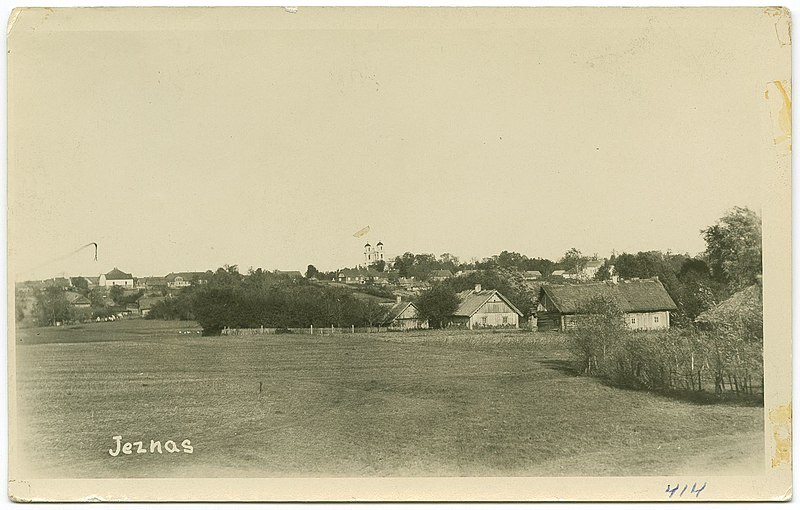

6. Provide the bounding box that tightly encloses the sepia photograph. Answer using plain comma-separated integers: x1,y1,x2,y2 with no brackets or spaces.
6,6,792,502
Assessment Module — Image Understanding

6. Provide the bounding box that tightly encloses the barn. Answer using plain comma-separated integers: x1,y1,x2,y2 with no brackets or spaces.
448,284,522,329
536,278,677,331
379,296,428,330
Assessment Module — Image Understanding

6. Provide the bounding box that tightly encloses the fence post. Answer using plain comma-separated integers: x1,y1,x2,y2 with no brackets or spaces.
310,324,313,335
352,325,355,334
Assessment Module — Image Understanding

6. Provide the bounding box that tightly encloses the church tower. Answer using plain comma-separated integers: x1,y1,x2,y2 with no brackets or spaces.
364,243,372,266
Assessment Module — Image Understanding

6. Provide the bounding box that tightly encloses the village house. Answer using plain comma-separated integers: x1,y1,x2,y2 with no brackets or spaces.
562,259,606,281
99,268,134,288
165,272,207,289
523,270,542,281
136,276,168,291
65,291,91,309
274,270,304,280
448,284,522,329
138,296,164,317
337,268,389,285
536,278,677,332
430,269,454,282
379,295,429,330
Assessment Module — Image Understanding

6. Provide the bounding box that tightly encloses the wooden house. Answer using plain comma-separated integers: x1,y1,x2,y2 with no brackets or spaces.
448,284,522,329
537,278,677,332
379,296,429,330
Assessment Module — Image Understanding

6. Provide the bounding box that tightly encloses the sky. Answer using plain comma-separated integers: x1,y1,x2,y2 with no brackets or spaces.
8,8,784,280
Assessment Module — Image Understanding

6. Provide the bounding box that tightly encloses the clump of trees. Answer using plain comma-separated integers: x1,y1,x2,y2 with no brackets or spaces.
182,265,393,335
416,285,460,329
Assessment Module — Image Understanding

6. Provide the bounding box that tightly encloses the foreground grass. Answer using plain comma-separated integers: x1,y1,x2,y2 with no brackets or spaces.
14,321,764,478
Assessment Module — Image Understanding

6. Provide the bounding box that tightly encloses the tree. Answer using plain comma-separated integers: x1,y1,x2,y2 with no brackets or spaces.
108,285,125,305
305,264,319,279
34,287,72,326
70,277,89,296
702,206,762,291
416,285,460,329
369,260,386,272
568,294,627,375
560,248,588,276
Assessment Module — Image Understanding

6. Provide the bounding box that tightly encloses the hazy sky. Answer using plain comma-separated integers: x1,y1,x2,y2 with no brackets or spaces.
9,8,783,280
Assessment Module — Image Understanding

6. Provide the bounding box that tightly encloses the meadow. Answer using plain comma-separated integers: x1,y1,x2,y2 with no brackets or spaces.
13,320,764,478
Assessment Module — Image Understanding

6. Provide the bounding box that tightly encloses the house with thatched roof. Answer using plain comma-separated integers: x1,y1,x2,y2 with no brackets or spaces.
379,296,428,330
448,284,522,329
694,283,762,331
537,278,677,332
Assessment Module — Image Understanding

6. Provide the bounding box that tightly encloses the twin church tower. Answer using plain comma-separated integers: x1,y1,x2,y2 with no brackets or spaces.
363,241,385,266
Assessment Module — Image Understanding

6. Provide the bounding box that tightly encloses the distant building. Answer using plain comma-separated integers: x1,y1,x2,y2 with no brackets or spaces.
379,296,429,330
523,270,542,281
536,278,677,332
337,268,388,285
550,270,566,278
562,259,606,281
430,269,454,282
65,291,91,308
448,284,522,329
100,268,134,288
274,270,304,280
138,297,164,317
136,276,168,291
165,272,207,289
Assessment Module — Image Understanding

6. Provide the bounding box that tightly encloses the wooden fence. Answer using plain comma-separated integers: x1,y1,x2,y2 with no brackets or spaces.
220,325,391,336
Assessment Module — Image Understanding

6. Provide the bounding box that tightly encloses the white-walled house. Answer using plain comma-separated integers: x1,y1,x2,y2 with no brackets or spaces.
99,268,134,288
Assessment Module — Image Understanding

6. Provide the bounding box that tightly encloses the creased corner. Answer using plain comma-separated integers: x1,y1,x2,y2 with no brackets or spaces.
7,8,22,37
764,6,792,47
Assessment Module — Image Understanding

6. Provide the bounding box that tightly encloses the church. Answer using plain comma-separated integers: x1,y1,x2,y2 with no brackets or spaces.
363,241,385,266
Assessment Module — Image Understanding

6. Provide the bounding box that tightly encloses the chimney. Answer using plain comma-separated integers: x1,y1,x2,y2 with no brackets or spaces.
474,283,482,293
396,295,402,304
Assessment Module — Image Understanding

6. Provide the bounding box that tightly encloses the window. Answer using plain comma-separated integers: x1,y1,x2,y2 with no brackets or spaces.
654,316,659,323
502,315,508,324
481,316,487,325
630,317,637,324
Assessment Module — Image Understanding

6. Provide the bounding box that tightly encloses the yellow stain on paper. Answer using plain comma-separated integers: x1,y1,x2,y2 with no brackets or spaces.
769,404,792,468
765,80,792,150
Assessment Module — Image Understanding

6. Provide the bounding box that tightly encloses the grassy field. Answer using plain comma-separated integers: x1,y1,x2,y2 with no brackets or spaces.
13,320,764,478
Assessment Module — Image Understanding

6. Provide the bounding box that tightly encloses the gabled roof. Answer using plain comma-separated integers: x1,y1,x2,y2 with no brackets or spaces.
274,270,303,278
695,284,761,326
523,270,542,278
540,278,677,314
138,297,164,309
453,289,522,318
379,301,417,323
551,270,566,276
65,291,91,305
431,269,454,278
584,259,604,269
105,268,133,280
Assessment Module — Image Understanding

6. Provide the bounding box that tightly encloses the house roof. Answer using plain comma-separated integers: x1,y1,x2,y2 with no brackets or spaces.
379,301,416,323
275,270,303,278
65,291,91,305
540,278,677,314
524,270,542,278
584,259,604,269
695,285,761,326
453,289,522,318
431,270,454,278
105,268,133,280
138,297,164,309
140,276,167,285
551,270,566,276
165,271,206,282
